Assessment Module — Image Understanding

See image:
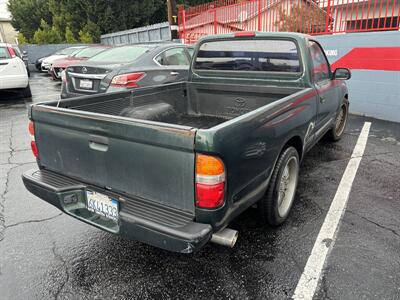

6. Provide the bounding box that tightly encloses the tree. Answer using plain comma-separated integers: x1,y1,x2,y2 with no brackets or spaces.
8,0,52,41
9,0,200,44
78,30,93,43
65,27,77,43
33,19,62,44
17,33,28,45
275,3,327,33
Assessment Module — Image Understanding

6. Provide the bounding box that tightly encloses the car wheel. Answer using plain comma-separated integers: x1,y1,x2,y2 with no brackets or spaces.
21,84,32,98
258,146,299,226
326,101,349,142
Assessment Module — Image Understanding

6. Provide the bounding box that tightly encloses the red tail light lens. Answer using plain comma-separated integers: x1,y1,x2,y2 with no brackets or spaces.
7,47,16,58
111,72,145,88
234,31,256,37
31,141,39,158
28,121,38,158
195,154,226,209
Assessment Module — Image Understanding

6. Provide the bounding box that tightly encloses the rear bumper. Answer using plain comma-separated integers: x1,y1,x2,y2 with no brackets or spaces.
22,168,212,253
0,74,28,90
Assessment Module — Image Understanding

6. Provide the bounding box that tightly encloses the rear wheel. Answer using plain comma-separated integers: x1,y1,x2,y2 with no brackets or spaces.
326,101,349,142
258,146,299,226
21,84,32,98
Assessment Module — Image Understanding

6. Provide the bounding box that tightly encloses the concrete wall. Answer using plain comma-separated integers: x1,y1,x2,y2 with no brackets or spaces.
101,22,171,45
316,31,400,123
20,44,86,64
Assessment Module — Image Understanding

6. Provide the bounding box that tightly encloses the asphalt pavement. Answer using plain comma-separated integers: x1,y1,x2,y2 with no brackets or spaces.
0,72,399,299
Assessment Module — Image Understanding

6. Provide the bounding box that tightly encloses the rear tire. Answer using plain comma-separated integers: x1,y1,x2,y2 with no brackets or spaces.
258,146,299,226
21,84,32,98
326,101,349,142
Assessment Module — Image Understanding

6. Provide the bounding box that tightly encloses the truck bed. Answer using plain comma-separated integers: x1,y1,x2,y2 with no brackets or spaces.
55,82,301,129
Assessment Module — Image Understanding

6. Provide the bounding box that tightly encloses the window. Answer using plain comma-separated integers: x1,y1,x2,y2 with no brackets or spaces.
194,39,301,73
55,47,83,56
155,48,190,66
74,47,108,58
88,46,150,64
346,17,399,32
0,47,10,59
187,47,195,58
309,41,330,82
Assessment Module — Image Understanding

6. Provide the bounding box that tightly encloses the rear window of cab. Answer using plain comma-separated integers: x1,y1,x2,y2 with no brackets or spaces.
194,39,301,74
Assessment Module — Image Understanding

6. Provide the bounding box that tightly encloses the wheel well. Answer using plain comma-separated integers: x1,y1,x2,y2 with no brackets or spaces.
284,136,303,159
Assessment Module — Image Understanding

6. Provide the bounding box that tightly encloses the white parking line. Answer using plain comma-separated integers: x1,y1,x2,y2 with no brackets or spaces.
293,122,371,300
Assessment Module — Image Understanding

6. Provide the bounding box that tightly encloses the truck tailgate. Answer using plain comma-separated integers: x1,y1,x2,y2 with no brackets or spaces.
32,106,196,213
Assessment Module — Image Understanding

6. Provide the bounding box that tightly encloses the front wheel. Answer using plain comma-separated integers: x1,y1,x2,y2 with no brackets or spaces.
258,146,300,226
326,101,349,142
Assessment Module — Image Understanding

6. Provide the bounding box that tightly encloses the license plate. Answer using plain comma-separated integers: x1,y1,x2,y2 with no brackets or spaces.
86,190,119,222
80,79,93,89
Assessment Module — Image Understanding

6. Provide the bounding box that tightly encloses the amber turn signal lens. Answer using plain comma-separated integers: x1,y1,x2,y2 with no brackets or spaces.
28,121,35,137
196,154,224,176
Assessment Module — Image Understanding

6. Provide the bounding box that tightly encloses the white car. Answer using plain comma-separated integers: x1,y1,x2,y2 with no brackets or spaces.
41,46,86,72
0,43,31,98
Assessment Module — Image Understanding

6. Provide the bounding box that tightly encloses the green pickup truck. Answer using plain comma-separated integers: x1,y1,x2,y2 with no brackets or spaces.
23,32,351,253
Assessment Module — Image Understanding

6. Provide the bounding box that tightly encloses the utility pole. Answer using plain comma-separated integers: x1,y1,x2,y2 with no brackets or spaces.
167,0,178,40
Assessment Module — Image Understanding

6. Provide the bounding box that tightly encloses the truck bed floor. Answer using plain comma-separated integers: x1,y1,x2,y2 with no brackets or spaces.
176,115,228,129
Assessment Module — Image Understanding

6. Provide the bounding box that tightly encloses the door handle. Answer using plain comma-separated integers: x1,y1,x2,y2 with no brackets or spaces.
320,96,326,103
170,71,179,76
89,135,109,152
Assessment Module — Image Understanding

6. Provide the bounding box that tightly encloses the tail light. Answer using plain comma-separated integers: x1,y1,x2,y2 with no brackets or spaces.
110,72,145,88
61,70,67,83
7,47,16,58
234,31,256,37
195,154,225,209
28,121,38,158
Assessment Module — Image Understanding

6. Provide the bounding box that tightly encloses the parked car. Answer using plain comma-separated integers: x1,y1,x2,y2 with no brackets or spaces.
40,46,86,72
0,43,31,98
60,43,194,98
36,56,48,71
11,45,30,77
23,32,351,253
49,45,111,81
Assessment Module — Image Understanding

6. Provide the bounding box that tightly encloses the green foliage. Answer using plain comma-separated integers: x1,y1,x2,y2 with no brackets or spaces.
8,0,216,44
33,19,63,44
275,3,326,33
78,30,93,44
8,0,52,41
65,27,77,43
17,32,28,45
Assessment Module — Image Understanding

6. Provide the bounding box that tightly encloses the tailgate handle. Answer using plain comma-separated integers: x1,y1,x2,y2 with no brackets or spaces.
89,135,109,152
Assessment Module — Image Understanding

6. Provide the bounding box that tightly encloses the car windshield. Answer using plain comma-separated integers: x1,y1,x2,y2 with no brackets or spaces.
88,46,150,63
55,47,82,56
69,48,85,56
73,47,108,58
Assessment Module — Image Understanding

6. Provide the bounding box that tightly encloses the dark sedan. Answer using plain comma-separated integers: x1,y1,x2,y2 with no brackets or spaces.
61,43,194,99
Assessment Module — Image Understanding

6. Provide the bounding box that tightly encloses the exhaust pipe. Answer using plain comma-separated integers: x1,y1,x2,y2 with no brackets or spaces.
210,228,238,248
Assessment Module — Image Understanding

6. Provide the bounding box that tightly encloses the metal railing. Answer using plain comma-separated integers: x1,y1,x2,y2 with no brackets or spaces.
178,0,400,43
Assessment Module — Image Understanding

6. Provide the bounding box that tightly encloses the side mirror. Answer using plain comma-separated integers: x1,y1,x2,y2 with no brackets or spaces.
333,68,351,80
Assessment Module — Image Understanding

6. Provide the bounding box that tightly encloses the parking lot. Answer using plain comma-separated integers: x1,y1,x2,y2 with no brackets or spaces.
0,72,399,299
